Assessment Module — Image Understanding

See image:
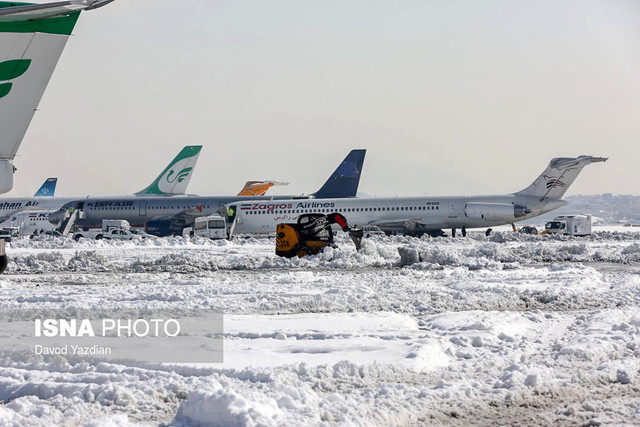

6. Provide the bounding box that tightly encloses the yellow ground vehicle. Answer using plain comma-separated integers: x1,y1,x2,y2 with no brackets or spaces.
276,213,363,258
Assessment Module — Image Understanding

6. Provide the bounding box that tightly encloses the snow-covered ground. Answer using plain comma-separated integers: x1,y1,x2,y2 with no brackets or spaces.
0,227,639,425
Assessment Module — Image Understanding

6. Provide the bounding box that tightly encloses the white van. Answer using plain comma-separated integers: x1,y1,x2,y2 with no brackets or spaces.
194,215,227,239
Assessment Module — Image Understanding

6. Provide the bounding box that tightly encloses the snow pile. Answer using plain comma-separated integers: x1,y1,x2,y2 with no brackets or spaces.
5,231,640,275
176,378,285,426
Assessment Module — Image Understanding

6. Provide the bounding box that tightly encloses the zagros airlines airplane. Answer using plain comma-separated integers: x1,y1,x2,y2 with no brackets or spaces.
226,155,607,237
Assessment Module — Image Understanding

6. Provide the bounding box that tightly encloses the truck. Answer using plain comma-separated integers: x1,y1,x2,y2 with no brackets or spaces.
543,215,592,236
73,219,134,241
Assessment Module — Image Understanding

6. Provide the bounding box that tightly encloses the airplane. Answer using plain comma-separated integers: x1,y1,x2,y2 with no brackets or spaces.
225,155,607,237
0,145,203,222
48,149,367,236
0,0,116,194
33,178,57,197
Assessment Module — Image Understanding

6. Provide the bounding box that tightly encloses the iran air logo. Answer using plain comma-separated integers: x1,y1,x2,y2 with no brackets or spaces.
0,59,31,99
158,158,194,193
544,175,566,189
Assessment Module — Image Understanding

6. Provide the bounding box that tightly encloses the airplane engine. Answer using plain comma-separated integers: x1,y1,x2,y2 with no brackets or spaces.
465,202,529,220
0,160,14,194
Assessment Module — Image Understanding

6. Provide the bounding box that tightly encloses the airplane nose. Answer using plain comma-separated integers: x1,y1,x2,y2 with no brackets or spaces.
48,210,64,226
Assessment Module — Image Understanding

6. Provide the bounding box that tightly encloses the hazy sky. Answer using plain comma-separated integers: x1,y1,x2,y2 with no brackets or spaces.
8,0,639,197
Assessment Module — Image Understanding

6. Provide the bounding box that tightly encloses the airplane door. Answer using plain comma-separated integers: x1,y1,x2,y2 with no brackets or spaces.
449,203,458,218
139,201,147,217
226,205,239,224
225,205,239,237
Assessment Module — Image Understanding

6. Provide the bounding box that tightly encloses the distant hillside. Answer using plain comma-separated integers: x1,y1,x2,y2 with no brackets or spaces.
521,194,640,226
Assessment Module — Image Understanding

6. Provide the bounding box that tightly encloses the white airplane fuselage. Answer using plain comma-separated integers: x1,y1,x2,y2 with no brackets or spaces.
0,197,76,221
228,194,566,235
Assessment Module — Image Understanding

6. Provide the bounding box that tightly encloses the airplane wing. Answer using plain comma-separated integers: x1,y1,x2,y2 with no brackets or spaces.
0,0,115,21
145,204,209,236
237,181,289,197
149,205,207,226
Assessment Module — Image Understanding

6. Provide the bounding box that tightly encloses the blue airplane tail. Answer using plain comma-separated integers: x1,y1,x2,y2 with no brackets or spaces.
34,178,57,197
313,149,366,198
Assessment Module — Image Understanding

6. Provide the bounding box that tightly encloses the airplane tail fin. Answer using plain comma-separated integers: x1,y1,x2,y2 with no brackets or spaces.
136,146,202,196
0,1,115,193
515,155,607,200
312,149,366,198
237,181,288,196
34,177,57,197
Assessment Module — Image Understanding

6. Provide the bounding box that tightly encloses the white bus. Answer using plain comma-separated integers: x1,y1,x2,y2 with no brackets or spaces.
194,215,227,239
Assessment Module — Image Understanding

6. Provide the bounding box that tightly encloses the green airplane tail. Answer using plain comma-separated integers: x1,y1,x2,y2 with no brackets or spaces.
136,146,203,196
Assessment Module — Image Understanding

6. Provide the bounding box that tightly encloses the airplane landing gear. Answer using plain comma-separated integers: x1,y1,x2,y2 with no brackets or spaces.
461,226,467,237
451,228,456,237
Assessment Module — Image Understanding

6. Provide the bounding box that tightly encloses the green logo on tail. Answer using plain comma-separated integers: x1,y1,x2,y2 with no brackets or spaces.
0,59,31,99
165,167,193,184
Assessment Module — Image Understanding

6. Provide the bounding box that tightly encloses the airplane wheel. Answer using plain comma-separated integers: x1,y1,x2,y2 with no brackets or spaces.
462,227,467,237
451,228,456,238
